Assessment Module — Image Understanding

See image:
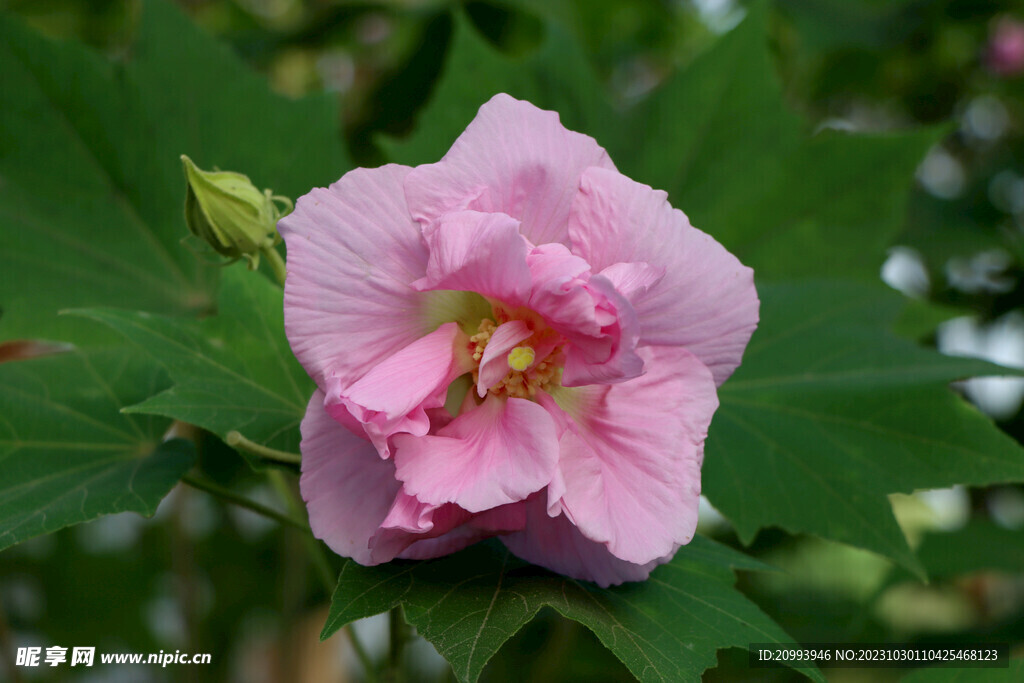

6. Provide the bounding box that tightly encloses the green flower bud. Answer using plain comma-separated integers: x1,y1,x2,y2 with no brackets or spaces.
181,155,291,270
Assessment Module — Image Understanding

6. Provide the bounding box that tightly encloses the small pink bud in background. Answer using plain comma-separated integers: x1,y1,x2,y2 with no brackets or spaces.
987,16,1024,77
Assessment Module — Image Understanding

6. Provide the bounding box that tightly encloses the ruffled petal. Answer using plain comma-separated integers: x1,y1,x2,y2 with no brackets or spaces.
477,320,533,397
598,261,665,302
397,502,526,560
367,490,447,563
559,274,643,387
329,322,468,458
526,244,599,336
568,166,759,385
392,394,559,512
412,210,533,306
299,390,401,565
404,94,616,246
369,492,482,562
280,164,430,392
525,244,643,386
540,346,717,564
501,494,672,587
369,489,527,562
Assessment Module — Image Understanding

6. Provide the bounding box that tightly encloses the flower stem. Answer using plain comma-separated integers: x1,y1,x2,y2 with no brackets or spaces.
183,472,375,680
266,470,335,594
180,474,308,532
262,474,377,683
261,244,287,287
347,625,377,683
386,606,410,683
226,431,301,466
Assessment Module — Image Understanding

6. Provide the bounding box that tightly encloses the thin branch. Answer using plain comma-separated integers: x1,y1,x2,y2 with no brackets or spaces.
181,474,308,532
226,431,301,465
267,470,334,592
386,606,411,683
347,624,377,683
264,473,377,681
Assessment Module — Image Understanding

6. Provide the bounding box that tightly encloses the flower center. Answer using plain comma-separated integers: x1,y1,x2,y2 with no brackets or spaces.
468,312,563,400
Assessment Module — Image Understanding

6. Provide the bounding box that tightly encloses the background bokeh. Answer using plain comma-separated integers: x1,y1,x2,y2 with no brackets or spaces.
3,0,1024,680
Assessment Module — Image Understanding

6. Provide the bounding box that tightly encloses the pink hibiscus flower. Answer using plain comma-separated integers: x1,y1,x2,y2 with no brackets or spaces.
280,94,758,587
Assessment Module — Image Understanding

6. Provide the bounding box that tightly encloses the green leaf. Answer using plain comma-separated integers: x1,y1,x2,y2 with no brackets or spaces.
0,0,349,345
776,0,924,51
380,11,619,168
74,266,312,458
900,179,1012,274
0,350,194,551
322,537,818,683
621,2,940,279
891,298,967,342
915,521,1024,578
705,281,1024,574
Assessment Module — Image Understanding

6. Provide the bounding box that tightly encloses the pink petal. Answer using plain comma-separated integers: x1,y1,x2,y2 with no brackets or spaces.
477,320,533,397
412,210,533,306
368,492,469,562
280,165,431,392
330,322,468,458
398,502,526,560
525,244,644,386
598,261,666,301
380,490,440,534
526,243,600,336
302,391,524,565
540,346,718,565
299,390,401,566
568,167,759,385
501,494,672,587
527,242,591,285
369,489,527,563
559,274,643,387
404,94,616,247
392,394,559,512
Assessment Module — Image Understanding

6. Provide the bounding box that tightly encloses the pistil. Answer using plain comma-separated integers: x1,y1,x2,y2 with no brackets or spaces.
468,317,562,399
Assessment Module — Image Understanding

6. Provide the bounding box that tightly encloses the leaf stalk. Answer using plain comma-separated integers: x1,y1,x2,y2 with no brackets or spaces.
226,430,301,465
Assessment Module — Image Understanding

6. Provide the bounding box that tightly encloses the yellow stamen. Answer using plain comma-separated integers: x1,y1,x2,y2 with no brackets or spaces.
467,316,563,400
507,346,535,372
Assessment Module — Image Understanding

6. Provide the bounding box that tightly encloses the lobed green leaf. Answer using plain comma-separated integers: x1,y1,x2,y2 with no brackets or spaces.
322,537,818,683
0,350,194,551
73,266,312,460
706,281,1024,575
